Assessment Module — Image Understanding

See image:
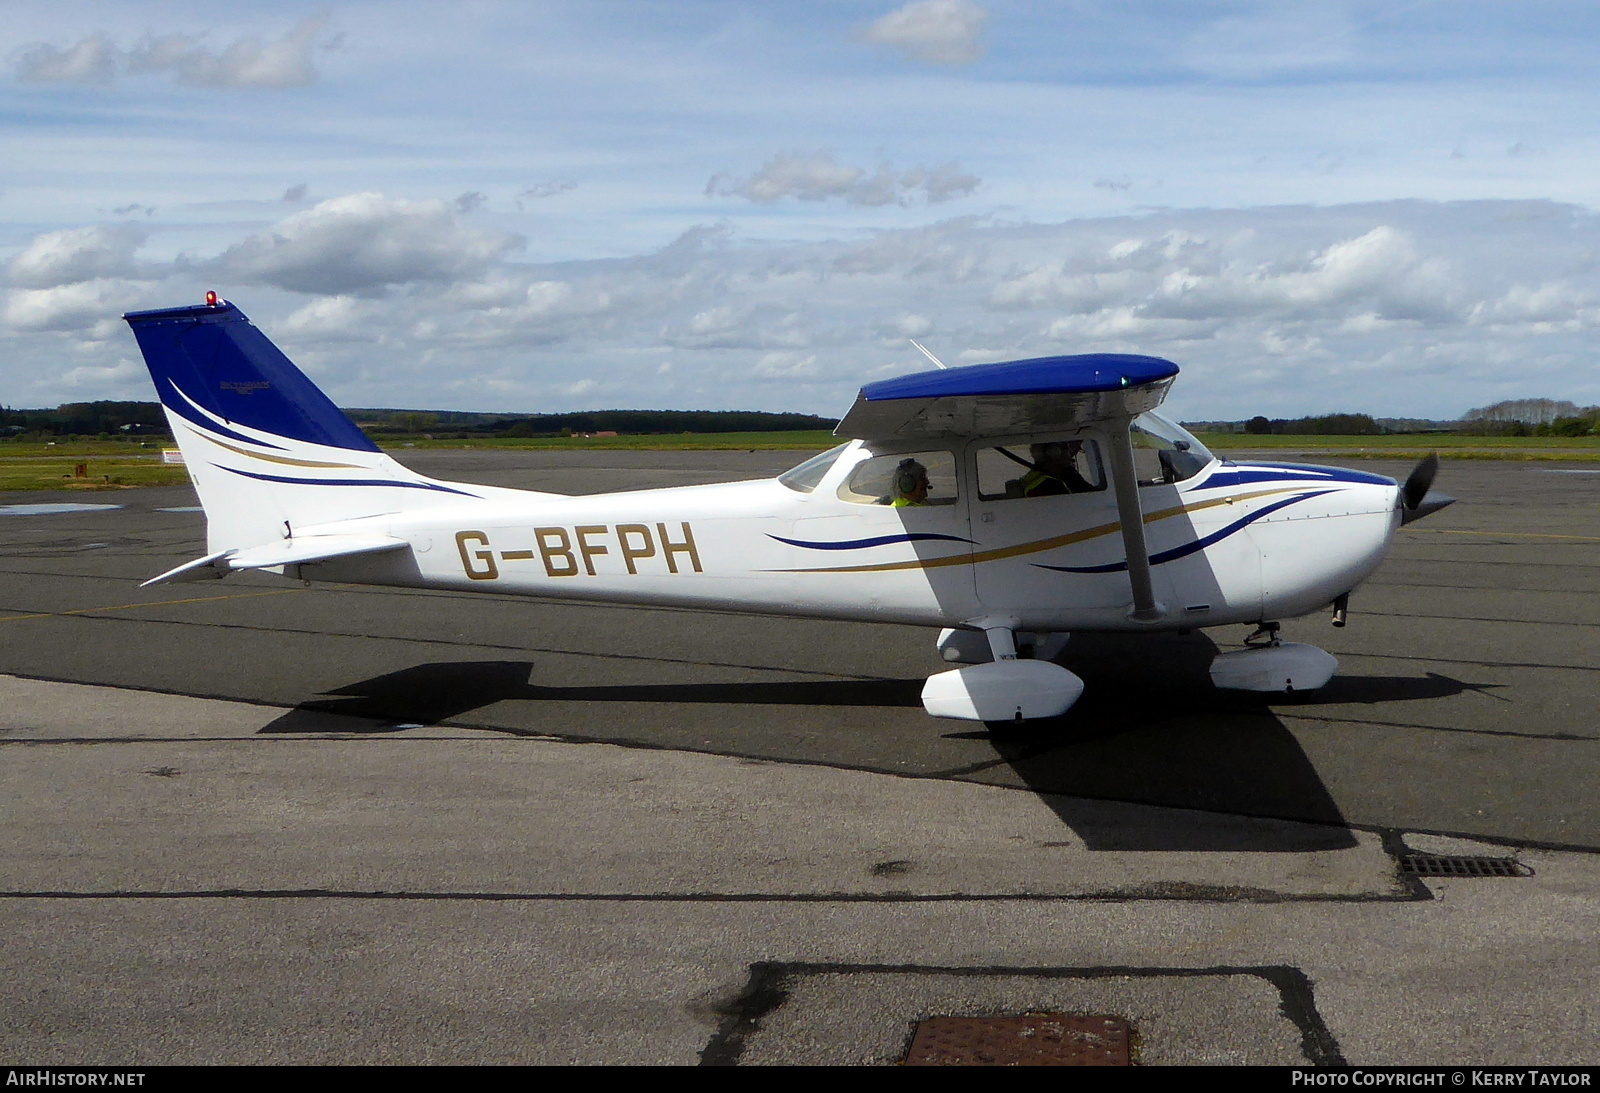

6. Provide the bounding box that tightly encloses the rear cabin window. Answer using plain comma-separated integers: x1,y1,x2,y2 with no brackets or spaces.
837,450,959,507
977,440,1106,501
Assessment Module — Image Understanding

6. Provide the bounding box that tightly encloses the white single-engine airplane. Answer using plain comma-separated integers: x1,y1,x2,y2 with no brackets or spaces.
124,297,1453,723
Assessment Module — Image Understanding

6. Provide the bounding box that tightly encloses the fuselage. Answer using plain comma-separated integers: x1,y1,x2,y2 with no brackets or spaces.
298,434,1403,634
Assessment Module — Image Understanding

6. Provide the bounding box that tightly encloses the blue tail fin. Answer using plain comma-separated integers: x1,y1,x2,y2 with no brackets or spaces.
123,298,480,553
124,300,379,453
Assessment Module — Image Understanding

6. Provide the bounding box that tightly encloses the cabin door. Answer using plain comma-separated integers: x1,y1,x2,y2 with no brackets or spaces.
965,435,1138,622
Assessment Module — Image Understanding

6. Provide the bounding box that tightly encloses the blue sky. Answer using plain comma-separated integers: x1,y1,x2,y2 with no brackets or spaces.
4,1,1600,420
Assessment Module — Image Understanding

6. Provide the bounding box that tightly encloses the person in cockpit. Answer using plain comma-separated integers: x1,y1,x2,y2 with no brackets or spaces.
889,458,930,507
1017,441,1096,496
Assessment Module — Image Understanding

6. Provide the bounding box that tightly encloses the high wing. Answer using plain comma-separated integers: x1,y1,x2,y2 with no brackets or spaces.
835,353,1181,622
833,353,1179,441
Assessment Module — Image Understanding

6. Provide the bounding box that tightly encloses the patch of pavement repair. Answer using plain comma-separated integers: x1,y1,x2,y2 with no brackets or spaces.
703,964,1339,1066
0,673,1406,901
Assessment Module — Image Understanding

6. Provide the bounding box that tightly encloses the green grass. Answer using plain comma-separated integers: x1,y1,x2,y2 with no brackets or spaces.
0,452,190,491
1191,433,1600,461
382,430,841,451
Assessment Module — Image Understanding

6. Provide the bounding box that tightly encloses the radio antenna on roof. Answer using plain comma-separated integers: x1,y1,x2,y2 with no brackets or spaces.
908,338,948,370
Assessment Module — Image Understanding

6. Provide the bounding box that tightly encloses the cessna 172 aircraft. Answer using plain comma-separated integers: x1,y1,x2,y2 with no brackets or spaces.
123,297,1452,723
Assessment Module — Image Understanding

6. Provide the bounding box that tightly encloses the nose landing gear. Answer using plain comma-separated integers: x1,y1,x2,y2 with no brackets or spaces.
1243,621,1281,647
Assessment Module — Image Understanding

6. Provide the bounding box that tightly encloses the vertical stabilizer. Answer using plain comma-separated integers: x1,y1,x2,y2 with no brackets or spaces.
124,299,482,552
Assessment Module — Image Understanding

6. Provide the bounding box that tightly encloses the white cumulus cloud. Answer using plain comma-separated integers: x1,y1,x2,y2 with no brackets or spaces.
4,280,148,334
214,192,524,295
1146,226,1462,322
861,0,988,65
278,296,385,342
8,225,148,289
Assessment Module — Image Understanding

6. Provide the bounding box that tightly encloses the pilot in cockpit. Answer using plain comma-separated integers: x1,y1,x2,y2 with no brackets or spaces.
889,458,930,507
1017,441,1096,497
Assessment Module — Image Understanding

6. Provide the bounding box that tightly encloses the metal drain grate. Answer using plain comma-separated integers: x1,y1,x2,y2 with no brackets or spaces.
1401,854,1531,878
902,1014,1132,1066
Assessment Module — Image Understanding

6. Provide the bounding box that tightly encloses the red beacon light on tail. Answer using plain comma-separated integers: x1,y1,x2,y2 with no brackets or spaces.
205,291,218,307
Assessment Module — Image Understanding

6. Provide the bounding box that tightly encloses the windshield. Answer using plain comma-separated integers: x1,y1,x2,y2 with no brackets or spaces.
777,443,851,493
1131,412,1214,485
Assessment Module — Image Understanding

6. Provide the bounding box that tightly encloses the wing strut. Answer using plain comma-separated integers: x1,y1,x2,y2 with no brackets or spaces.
1104,418,1164,622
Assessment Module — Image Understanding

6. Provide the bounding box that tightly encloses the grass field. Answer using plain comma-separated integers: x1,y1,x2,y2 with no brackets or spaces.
1191,433,1600,461
0,433,838,493
7,429,1600,493
385,430,842,451
0,454,190,491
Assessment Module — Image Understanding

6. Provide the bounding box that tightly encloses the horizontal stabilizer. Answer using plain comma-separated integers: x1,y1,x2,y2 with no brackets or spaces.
140,549,235,587
142,535,408,587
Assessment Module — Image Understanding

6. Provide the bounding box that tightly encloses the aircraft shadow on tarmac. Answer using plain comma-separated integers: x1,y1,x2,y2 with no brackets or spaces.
258,661,926,728
258,636,1480,854
974,631,1495,851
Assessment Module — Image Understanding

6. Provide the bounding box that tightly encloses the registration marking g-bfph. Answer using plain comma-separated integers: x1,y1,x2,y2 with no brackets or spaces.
455,522,702,580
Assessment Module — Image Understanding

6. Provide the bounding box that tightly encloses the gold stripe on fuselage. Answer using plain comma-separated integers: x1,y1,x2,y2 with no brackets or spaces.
768,486,1316,574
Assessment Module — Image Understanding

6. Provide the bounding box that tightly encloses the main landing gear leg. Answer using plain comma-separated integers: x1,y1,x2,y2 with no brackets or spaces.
937,629,1072,664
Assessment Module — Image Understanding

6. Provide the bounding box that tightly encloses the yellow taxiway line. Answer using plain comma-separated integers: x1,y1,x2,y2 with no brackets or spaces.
1403,529,1600,542
0,588,305,624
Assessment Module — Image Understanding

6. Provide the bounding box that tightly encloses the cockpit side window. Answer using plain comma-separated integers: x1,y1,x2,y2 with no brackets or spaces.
838,450,959,507
977,439,1106,501
778,443,851,493
1130,413,1213,486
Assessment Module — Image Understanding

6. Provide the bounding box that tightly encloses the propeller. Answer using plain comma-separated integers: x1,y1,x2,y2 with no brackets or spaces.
1399,453,1455,525
1401,452,1438,510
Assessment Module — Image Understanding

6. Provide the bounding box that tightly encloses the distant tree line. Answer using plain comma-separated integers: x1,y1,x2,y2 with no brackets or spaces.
1,401,169,440
348,407,839,438
1241,413,1382,436
0,402,838,442
1458,398,1600,436
1192,399,1600,437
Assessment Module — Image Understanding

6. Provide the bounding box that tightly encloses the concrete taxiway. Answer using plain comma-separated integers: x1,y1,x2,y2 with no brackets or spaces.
1,450,1597,1065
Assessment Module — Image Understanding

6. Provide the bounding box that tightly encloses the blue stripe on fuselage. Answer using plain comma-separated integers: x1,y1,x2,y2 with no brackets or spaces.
1035,489,1338,574
1195,462,1394,491
768,531,975,550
